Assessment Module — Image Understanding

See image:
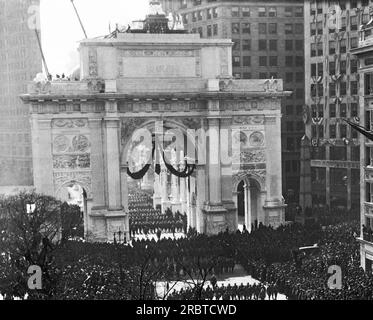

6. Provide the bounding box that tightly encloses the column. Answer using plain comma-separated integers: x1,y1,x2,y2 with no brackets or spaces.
161,165,170,213
153,172,162,209
208,118,222,204
104,112,122,210
244,184,252,233
196,164,206,233
189,175,197,229
89,118,105,207
180,177,187,214
31,117,54,196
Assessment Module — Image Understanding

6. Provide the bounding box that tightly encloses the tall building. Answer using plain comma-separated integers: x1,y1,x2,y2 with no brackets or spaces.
0,0,42,186
352,8,373,272
302,0,372,213
160,0,305,204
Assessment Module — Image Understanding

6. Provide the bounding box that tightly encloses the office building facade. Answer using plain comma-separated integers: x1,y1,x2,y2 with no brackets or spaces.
302,0,372,212
0,0,42,186
161,0,305,204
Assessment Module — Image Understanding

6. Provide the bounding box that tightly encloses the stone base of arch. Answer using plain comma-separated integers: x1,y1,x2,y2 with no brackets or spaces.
87,208,129,242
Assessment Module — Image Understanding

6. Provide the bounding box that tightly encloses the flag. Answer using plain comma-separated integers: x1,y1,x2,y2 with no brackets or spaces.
343,119,373,141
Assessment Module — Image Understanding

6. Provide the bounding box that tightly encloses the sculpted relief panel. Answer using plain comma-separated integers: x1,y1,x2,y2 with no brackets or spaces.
52,118,92,197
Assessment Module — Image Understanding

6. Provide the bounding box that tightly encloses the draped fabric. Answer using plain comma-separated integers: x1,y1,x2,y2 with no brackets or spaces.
162,151,195,178
127,145,155,180
343,119,373,141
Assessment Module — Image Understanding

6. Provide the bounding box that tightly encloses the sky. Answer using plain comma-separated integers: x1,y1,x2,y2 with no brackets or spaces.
40,0,149,75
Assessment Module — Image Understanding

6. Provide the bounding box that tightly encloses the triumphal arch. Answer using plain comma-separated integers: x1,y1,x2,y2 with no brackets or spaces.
22,6,290,242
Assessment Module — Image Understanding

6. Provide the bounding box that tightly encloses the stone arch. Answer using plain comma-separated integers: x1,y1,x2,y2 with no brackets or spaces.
55,179,91,202
120,118,197,167
233,171,265,192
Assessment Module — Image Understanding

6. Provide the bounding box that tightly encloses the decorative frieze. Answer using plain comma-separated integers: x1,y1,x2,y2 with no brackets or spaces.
53,154,91,170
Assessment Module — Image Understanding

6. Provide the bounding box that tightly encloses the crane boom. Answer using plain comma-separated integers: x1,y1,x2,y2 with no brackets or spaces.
70,0,88,39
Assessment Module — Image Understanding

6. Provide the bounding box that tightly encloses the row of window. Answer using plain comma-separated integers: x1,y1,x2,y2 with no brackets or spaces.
233,55,304,68
311,60,358,77
284,121,304,132
311,103,359,118
284,160,300,173
232,39,303,52
312,146,360,162
310,0,370,15
231,6,303,18
233,72,304,84
311,81,359,97
311,124,358,139
310,38,359,57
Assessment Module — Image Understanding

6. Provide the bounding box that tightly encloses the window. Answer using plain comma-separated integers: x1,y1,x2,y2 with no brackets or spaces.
182,14,188,24
340,60,347,74
295,7,303,17
243,73,251,79
340,103,347,117
318,104,324,117
363,14,369,24
340,124,347,137
330,147,346,161
317,2,323,14
351,81,358,95
242,7,250,17
340,82,347,96
232,23,240,34
311,63,317,77
287,137,295,151
286,122,294,132
340,17,346,31
192,12,197,22
350,59,357,73
295,40,303,51
295,24,304,34
286,105,293,115
311,23,316,36
285,56,293,66
232,7,239,17
329,40,336,55
286,72,293,82
351,0,358,8
258,7,266,17
259,23,267,34
269,39,277,51
207,8,212,19
311,43,316,57
351,37,358,49
242,23,250,34
295,56,303,67
330,104,336,117
243,56,251,67
269,56,278,66
351,103,358,117
213,8,218,18
329,61,336,74
351,16,358,31
207,25,212,37
340,39,347,54
330,83,336,97
318,62,323,77
197,11,203,20
285,7,292,17
234,73,241,79
213,24,218,35
259,56,267,66
269,23,277,34
317,21,323,35
269,7,277,17
259,39,267,50
330,124,336,138
242,39,251,50
285,40,293,51
232,39,240,51
232,56,240,67
285,24,293,34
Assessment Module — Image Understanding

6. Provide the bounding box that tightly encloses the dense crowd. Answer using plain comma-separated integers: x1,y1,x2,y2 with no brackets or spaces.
128,192,187,237
167,282,279,300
